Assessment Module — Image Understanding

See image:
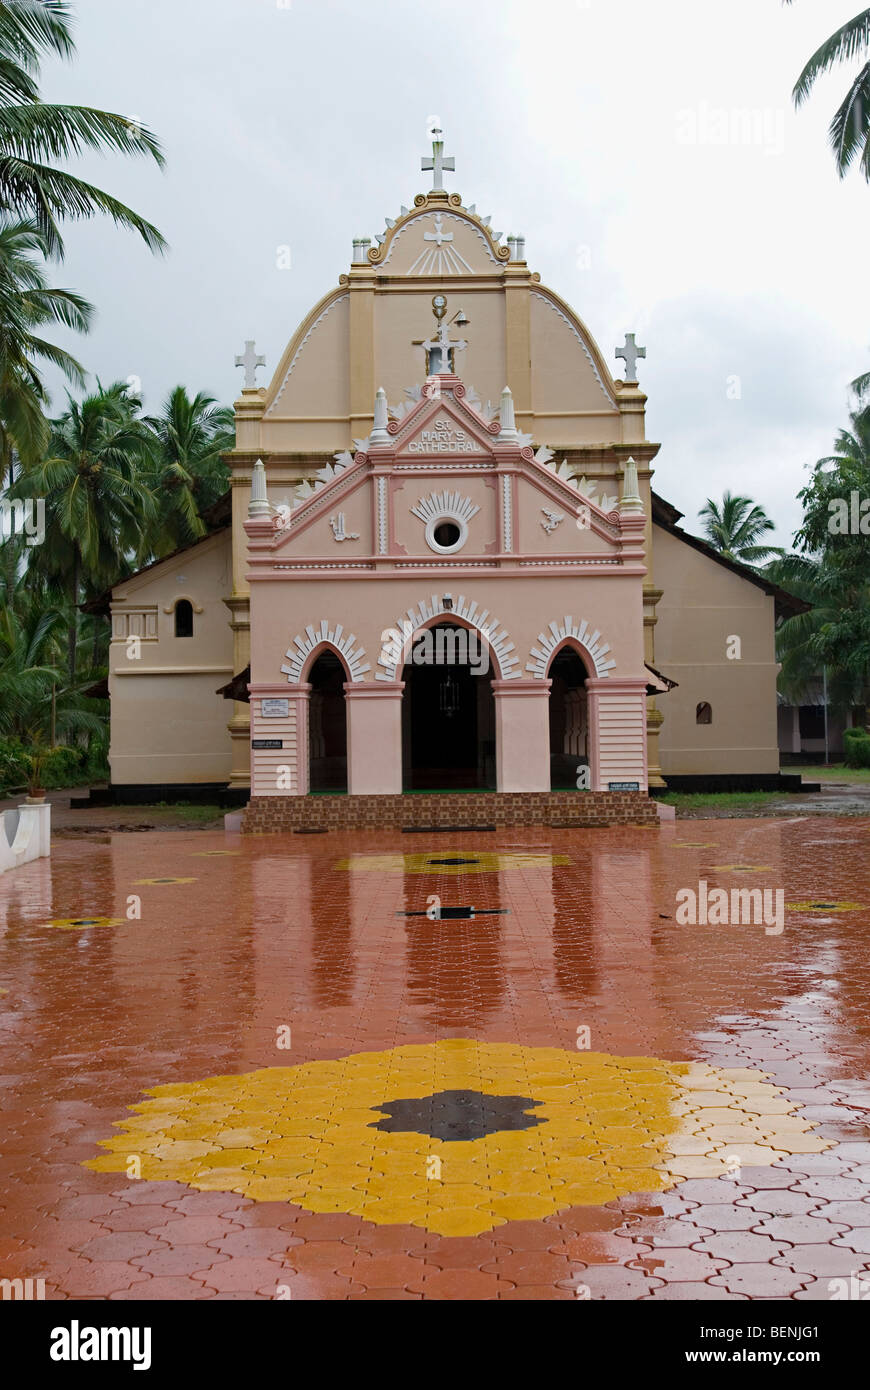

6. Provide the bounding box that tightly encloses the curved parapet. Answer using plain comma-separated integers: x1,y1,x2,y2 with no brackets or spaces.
0,802,51,874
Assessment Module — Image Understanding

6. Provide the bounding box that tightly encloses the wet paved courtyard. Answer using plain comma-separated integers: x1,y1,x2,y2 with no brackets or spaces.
2,816,870,1301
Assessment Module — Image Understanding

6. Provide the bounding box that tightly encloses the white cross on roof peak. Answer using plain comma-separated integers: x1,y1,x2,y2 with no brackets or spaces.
421,128,455,192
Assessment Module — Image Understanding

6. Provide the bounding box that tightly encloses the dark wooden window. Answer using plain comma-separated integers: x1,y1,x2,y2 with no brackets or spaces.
696,701,712,725
175,600,194,638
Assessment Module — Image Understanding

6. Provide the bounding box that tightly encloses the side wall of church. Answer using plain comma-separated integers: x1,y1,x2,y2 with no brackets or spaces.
652,526,780,775
107,531,235,786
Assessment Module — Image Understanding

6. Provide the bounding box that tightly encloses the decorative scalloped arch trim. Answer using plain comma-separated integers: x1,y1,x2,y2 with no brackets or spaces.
281,621,369,683
161,595,204,615
266,294,350,415
530,292,616,406
526,617,617,679
376,594,521,681
382,211,501,270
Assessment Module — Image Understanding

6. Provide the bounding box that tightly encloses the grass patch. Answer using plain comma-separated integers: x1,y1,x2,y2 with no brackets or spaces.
152,802,225,823
786,763,870,784
656,790,782,810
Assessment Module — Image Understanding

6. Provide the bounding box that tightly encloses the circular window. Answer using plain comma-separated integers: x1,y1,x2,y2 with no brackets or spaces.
425,515,468,555
433,521,461,548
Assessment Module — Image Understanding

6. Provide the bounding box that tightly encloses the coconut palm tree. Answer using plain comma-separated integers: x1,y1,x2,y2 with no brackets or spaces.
0,531,60,734
764,550,862,712
11,380,156,682
0,1,166,259
0,215,91,478
785,5,870,181
141,386,234,558
698,491,780,564
771,397,870,717
793,405,870,556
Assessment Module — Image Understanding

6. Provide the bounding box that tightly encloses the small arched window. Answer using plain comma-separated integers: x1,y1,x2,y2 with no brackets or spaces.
696,701,712,725
174,599,194,638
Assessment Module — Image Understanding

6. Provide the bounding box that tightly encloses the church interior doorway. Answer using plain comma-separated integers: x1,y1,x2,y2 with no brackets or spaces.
549,647,589,790
308,651,348,792
402,623,495,790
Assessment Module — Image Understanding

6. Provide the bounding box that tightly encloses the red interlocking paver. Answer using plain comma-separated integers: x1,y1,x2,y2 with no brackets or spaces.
709,1264,813,1297
3,818,870,1300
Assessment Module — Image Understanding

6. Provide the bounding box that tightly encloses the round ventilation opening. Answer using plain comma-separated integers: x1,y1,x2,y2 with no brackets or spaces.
433,521,461,549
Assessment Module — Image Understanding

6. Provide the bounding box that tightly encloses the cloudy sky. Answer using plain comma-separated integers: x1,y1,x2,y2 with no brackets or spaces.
41,0,869,547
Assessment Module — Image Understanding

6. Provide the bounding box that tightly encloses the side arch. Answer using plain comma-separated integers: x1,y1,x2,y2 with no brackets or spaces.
281,620,369,684
526,617,616,680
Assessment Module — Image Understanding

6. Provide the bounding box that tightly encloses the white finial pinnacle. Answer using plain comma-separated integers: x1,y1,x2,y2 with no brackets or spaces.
248,458,271,519
370,387,390,444
499,386,517,440
619,455,644,514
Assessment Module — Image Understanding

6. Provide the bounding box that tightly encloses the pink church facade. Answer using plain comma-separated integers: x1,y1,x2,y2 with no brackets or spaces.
243,372,652,818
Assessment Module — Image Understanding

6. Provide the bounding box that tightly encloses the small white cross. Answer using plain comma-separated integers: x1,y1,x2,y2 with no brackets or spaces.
421,128,455,192
615,333,646,382
235,340,266,389
424,212,453,247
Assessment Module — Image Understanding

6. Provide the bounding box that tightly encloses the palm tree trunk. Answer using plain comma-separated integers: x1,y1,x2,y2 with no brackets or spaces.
68,550,80,686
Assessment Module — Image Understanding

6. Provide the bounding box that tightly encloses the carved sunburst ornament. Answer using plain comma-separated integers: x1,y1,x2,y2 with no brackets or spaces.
410,490,479,555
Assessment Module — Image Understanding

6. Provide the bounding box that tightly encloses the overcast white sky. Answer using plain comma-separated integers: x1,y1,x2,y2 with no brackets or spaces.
41,0,870,548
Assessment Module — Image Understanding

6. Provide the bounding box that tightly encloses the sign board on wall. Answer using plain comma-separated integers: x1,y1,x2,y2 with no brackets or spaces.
608,781,640,791
252,739,283,750
261,699,289,718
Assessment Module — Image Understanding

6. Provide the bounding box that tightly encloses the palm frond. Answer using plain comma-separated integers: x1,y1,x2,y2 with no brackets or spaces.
0,156,167,259
792,9,870,107
828,61,870,177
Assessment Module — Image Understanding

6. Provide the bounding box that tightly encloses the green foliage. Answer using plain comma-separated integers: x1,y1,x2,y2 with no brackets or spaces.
140,387,234,558
0,0,166,260
0,734,27,788
698,491,780,565
843,727,870,767
776,397,870,709
0,215,92,478
40,741,80,785
0,734,104,792
785,5,870,182
0,1,165,474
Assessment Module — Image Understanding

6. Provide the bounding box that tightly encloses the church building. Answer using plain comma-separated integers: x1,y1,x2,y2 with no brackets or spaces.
101,134,802,828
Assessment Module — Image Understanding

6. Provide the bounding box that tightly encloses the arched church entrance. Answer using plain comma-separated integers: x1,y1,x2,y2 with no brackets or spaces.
308,650,348,792
401,621,496,790
549,646,591,790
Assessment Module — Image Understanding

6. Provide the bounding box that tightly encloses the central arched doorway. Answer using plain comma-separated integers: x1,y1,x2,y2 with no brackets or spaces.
549,646,590,790
402,621,496,790
308,650,348,792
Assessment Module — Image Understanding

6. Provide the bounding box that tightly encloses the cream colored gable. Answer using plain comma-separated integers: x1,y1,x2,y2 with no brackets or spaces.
377,207,504,277
264,289,350,424
531,288,618,415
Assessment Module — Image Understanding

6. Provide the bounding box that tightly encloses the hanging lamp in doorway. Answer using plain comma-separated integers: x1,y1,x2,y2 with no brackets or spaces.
439,669,459,718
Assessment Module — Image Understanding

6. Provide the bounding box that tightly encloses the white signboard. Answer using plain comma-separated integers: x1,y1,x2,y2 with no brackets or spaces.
262,698,289,718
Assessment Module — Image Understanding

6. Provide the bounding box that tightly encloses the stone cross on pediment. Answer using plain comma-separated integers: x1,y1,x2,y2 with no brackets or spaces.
615,333,646,383
235,340,266,390
422,128,455,192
